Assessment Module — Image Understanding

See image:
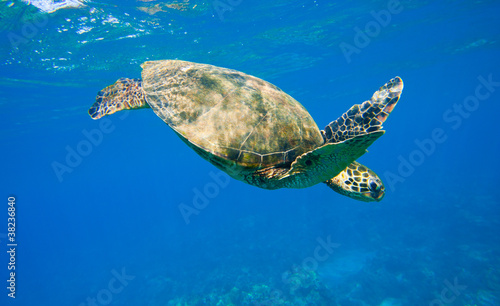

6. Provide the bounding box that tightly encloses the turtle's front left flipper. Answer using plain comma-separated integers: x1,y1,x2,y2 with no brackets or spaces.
325,161,385,202
89,78,149,120
322,77,403,144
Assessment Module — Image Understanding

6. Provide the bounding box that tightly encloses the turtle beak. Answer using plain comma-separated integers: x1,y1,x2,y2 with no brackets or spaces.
368,184,385,202
357,181,385,202
370,189,385,201
364,178,385,202
355,188,384,202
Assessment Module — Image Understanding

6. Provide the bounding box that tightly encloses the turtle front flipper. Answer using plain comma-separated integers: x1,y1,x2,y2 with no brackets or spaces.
325,161,385,202
88,78,149,120
251,77,403,191
279,130,384,188
322,76,403,144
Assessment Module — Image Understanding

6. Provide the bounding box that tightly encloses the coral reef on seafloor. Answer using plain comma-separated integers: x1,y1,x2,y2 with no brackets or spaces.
165,266,334,306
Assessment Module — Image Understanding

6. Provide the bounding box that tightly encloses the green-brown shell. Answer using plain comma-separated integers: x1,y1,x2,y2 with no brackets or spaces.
141,60,323,170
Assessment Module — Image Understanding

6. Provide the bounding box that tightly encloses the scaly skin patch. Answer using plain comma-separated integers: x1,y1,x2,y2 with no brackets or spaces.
88,78,148,120
322,77,403,144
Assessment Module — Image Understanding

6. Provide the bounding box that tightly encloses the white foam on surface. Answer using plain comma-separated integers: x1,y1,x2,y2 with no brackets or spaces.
21,0,85,13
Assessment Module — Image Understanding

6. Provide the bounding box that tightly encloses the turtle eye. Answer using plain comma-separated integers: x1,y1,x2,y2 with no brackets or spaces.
369,179,379,191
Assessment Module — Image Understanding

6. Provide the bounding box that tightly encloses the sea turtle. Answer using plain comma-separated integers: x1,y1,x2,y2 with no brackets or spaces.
88,60,403,202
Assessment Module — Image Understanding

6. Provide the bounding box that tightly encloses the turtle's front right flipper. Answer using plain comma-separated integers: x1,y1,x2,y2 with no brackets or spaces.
278,77,403,190
322,77,403,144
88,78,149,120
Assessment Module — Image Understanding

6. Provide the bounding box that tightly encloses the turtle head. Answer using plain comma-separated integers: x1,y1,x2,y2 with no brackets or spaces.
88,78,148,120
325,161,385,202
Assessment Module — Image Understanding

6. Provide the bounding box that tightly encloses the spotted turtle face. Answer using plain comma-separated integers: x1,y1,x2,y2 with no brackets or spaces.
326,162,385,202
345,172,385,202
366,177,385,201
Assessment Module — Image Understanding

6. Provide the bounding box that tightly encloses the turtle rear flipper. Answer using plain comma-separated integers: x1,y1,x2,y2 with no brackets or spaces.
89,78,149,120
322,77,403,144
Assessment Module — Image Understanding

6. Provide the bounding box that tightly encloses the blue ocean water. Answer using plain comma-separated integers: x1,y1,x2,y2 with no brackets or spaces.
1,0,499,305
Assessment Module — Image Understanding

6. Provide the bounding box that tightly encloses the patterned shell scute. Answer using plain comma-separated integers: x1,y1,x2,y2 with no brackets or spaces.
141,60,323,169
